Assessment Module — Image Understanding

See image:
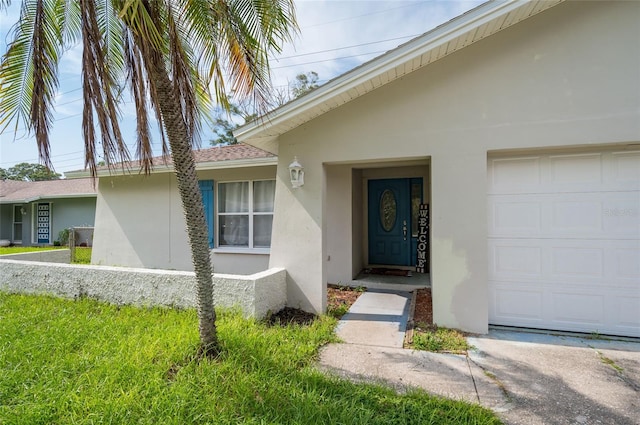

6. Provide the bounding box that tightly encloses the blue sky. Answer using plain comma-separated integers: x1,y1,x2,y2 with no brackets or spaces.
0,1,483,175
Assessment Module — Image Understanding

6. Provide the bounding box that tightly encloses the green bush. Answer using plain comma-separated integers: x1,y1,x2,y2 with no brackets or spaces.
57,228,70,246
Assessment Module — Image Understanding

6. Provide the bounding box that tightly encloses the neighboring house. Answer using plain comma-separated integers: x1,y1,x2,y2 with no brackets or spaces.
0,178,97,246
74,0,639,338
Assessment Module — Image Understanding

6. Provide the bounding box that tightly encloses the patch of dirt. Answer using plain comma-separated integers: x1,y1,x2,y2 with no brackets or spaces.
327,284,363,311
267,307,316,326
413,287,432,325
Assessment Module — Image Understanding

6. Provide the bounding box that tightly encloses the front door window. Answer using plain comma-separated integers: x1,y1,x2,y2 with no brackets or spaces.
379,189,397,232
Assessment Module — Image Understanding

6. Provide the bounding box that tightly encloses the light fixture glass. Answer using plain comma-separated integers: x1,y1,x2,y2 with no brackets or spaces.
288,157,304,189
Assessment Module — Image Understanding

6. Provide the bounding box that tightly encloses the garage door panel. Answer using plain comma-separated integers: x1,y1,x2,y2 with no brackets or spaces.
491,284,544,321
490,281,640,337
617,297,640,329
616,248,640,279
491,192,639,239
489,157,541,192
552,292,604,325
490,200,541,235
491,244,542,277
550,246,604,279
491,238,637,285
548,153,602,185
612,151,640,182
488,149,640,337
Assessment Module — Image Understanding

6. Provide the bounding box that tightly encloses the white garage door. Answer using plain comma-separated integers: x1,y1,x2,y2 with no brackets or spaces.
488,149,640,337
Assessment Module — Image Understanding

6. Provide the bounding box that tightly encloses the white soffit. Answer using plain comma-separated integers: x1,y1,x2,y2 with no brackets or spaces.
236,0,565,145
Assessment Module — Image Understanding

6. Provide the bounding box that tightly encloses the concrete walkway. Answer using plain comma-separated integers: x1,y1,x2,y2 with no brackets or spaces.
318,289,640,425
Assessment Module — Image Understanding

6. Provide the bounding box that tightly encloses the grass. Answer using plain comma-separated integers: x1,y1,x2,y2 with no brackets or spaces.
71,247,92,264
410,324,470,354
0,246,90,264
0,246,65,255
0,293,500,425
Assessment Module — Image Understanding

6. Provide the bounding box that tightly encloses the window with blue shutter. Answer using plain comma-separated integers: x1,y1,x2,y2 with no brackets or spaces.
198,180,214,248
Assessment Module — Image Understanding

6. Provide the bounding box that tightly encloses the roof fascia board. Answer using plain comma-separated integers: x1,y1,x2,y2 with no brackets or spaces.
0,193,98,204
86,156,278,178
25,193,98,202
236,0,550,141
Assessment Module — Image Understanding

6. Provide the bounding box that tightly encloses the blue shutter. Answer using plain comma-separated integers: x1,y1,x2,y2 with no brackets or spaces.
198,180,214,248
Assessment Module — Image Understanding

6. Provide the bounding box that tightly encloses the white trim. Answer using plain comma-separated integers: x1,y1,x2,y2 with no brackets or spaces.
212,248,270,255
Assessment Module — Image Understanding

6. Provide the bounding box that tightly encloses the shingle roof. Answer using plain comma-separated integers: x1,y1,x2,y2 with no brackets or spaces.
0,178,96,203
66,143,276,178
192,143,276,163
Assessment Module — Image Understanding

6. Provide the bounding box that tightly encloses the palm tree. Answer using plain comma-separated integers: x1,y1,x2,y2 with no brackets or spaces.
0,0,297,356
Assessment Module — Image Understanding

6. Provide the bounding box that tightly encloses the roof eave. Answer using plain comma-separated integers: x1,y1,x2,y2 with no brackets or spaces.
236,0,563,143
84,156,278,178
0,193,97,204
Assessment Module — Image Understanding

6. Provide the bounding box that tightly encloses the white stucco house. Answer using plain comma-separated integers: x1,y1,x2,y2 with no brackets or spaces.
75,0,639,338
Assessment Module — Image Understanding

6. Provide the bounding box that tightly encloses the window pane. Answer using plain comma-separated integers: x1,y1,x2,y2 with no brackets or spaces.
218,215,248,246
218,182,249,213
253,180,275,212
253,215,273,248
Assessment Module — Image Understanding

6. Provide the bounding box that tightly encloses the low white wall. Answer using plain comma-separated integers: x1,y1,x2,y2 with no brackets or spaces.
0,259,286,319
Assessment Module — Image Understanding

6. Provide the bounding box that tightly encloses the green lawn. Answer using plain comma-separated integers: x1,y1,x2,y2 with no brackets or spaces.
0,246,91,264
71,247,92,264
0,293,501,424
0,246,65,255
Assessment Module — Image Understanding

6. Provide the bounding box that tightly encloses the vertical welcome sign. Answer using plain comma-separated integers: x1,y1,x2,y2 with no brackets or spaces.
416,204,429,273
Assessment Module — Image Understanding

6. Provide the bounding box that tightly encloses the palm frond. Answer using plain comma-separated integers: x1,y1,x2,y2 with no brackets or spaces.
0,0,65,168
80,0,129,176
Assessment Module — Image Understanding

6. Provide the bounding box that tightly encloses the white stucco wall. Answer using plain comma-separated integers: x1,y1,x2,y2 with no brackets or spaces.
92,166,276,274
267,1,640,331
0,259,286,319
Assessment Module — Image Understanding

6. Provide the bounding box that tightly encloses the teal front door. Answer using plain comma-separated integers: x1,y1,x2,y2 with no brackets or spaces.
368,178,422,266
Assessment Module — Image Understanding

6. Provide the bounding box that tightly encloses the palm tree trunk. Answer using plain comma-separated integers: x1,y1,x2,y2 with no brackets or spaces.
150,61,218,356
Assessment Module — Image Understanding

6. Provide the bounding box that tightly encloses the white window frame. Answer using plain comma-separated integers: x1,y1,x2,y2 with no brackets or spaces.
214,179,274,253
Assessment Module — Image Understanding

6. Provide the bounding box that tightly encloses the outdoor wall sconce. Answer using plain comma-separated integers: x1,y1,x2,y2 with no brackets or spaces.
20,207,27,215
288,156,304,189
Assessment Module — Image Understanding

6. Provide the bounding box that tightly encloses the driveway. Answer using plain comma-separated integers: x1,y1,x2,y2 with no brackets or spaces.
468,330,640,425
319,290,640,424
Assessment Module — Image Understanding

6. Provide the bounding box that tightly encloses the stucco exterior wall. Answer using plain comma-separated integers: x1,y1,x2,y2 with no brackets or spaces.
92,166,276,273
268,1,640,331
0,259,286,319
50,197,96,243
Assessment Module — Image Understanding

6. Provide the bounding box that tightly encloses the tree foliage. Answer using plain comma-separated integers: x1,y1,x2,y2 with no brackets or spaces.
0,0,298,355
1,162,61,181
210,71,319,145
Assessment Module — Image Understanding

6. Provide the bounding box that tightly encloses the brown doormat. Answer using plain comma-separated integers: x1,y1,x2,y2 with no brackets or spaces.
363,268,412,277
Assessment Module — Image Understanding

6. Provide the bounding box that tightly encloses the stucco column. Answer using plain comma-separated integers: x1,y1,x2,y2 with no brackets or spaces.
430,151,488,334
268,155,326,314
